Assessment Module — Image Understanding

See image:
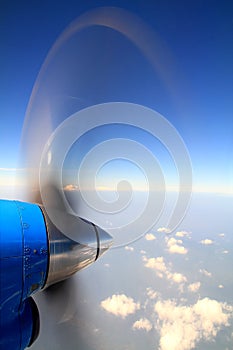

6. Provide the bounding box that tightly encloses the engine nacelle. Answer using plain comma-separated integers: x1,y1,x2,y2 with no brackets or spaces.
0,200,112,349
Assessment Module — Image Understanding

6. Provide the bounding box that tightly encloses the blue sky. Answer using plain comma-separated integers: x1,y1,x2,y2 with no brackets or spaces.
0,0,232,195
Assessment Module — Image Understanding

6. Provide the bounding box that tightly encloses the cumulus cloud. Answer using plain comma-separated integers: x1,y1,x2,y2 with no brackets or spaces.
145,233,156,241
175,231,190,238
146,287,158,300
200,239,214,245
169,245,188,255
132,318,153,332
188,282,201,293
157,227,171,234
143,256,167,278
154,297,233,350
166,237,182,246
199,269,212,278
166,237,188,255
219,233,225,237
143,256,187,286
63,184,79,191
100,294,140,319
167,272,187,284
125,246,134,252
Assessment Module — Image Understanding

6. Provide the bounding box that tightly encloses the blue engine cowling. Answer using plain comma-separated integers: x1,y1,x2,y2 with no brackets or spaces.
0,199,112,349
0,200,48,349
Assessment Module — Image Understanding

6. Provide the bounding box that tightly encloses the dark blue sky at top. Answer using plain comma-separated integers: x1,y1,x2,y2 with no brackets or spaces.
0,0,232,192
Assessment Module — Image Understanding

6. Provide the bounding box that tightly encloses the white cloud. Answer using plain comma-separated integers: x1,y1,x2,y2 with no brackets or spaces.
63,184,79,191
100,294,140,319
143,256,167,276
146,287,158,300
166,237,183,246
166,237,188,255
219,233,225,238
169,244,188,255
167,272,187,284
175,231,190,238
199,269,212,278
154,297,233,350
145,233,156,241
157,227,171,234
223,250,229,254
200,239,214,245
218,284,224,289
188,282,201,293
132,318,153,332
143,256,187,286
125,246,134,252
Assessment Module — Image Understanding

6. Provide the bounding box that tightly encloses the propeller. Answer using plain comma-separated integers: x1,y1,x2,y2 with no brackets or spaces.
14,7,192,350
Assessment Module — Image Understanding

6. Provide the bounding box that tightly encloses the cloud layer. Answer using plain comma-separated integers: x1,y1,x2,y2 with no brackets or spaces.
101,292,233,350
154,297,233,350
99,226,232,350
